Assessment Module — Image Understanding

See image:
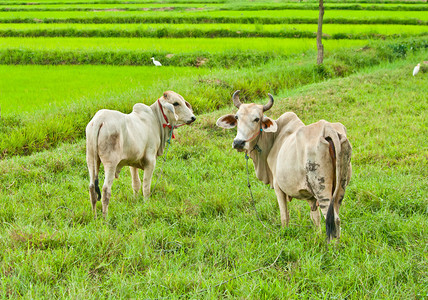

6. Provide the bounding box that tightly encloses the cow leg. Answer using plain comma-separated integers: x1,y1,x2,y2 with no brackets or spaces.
142,158,156,198
89,182,98,219
274,183,289,227
307,198,321,228
87,148,101,219
129,167,142,197
102,164,116,218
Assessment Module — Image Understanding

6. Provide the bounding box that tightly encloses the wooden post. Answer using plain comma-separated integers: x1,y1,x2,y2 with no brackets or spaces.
317,0,325,65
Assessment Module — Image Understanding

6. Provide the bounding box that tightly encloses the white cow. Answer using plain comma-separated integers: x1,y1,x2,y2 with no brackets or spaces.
86,91,196,218
217,91,352,241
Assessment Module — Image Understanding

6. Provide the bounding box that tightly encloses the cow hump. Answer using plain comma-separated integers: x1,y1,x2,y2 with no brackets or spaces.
132,103,151,115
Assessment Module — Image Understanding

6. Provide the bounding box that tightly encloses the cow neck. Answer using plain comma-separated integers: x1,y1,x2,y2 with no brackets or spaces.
150,100,174,157
247,130,275,186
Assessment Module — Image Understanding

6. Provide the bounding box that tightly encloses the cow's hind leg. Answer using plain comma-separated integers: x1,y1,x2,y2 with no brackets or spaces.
89,182,98,219
142,157,156,198
274,183,290,227
102,164,116,218
130,167,142,197
307,198,321,228
87,149,101,219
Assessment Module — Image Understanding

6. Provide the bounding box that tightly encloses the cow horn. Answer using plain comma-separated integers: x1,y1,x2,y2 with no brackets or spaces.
232,90,242,109
263,93,274,112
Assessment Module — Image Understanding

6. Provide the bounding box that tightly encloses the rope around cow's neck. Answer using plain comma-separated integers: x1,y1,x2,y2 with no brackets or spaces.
150,127,174,198
245,150,273,233
248,126,263,155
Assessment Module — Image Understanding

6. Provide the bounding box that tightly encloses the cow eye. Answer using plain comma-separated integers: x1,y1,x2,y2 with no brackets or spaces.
234,115,238,120
173,102,179,106
254,118,260,122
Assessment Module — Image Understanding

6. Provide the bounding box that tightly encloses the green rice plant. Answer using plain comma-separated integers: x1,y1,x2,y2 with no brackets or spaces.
0,3,223,11
2,2,427,11
0,23,427,39
0,65,211,117
0,37,368,66
0,9,426,25
0,37,367,54
228,3,428,11
0,0,426,4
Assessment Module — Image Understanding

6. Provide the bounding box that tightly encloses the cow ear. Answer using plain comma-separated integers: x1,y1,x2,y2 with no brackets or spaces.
185,101,192,110
216,114,237,129
160,99,178,120
261,116,277,133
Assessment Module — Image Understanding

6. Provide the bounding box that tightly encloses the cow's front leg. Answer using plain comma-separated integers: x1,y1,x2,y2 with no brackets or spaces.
142,158,156,198
129,167,141,197
274,183,290,227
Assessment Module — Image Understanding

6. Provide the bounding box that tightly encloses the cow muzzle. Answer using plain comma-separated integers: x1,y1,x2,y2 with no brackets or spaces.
186,116,196,125
233,139,246,151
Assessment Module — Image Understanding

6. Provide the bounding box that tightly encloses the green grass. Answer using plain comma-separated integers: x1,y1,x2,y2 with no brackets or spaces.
0,65,211,117
0,0,426,296
0,36,426,157
0,0,426,4
1,23,427,39
0,37,369,66
0,37,368,53
0,3,222,11
0,0,226,3
0,9,426,25
0,56,426,299
2,2,427,11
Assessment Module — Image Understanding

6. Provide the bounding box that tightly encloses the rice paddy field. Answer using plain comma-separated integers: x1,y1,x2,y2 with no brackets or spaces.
1,9,427,24
0,0,427,298
1,23,427,39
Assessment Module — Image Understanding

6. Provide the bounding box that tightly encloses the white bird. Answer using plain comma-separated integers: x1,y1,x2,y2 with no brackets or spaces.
151,57,162,67
413,63,420,76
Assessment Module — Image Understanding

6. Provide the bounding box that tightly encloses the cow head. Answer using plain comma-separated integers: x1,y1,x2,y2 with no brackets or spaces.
216,90,277,152
159,91,196,125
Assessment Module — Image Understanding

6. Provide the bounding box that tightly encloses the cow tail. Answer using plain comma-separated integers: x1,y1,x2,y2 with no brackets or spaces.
93,122,103,201
324,125,342,240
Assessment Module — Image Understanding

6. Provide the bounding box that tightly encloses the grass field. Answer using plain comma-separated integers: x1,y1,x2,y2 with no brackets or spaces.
0,0,427,298
0,65,211,116
0,56,427,298
0,36,427,157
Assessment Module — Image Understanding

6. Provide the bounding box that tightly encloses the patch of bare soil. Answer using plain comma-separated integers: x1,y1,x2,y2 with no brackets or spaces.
195,57,208,67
